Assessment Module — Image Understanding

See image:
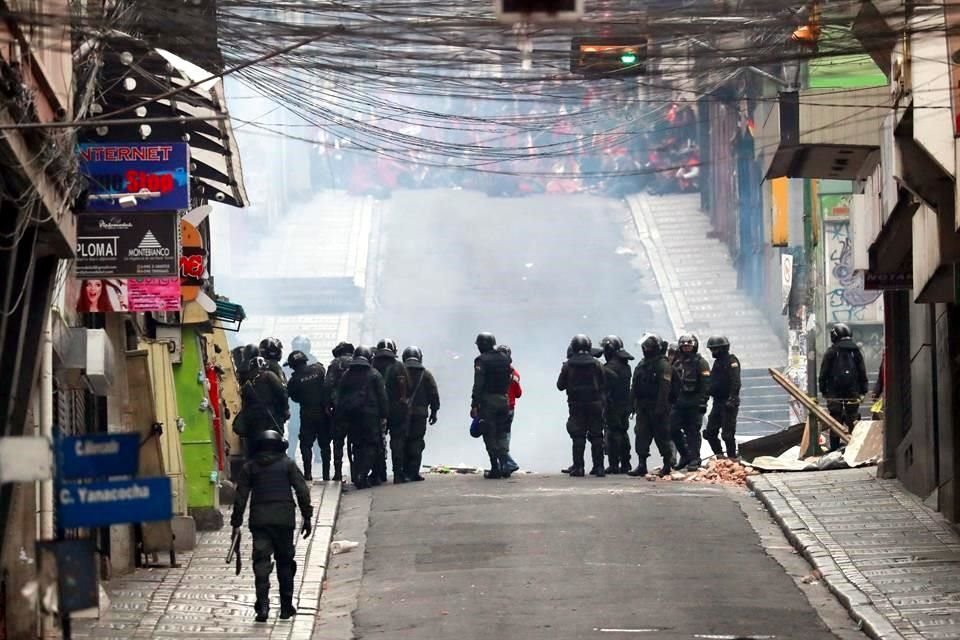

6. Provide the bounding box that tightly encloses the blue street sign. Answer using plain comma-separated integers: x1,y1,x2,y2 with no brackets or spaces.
78,142,190,211
59,433,140,480
58,477,172,528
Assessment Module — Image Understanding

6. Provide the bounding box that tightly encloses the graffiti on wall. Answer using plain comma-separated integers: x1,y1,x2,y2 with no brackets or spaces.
824,220,882,323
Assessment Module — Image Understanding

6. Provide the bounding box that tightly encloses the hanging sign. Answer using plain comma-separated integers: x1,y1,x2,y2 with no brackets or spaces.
78,142,190,212
76,212,179,278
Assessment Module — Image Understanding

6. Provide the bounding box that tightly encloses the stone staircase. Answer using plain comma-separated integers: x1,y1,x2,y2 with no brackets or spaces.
625,193,785,369
626,193,790,437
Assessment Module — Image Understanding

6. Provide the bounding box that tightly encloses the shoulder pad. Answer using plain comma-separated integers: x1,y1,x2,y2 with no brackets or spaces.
730,360,740,368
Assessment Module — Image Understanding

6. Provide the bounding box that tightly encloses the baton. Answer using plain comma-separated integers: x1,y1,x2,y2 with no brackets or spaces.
225,527,241,576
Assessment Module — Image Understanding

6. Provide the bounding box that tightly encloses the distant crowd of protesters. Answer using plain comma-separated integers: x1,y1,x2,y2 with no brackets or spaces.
312,94,702,198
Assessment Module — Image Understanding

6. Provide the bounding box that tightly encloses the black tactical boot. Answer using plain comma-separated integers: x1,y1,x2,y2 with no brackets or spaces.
255,580,270,622
686,458,702,472
657,464,672,477
333,461,343,483
561,464,575,473
302,461,312,483
627,463,648,477
484,454,502,479
569,466,585,477
280,601,297,619
604,460,620,474
321,453,331,482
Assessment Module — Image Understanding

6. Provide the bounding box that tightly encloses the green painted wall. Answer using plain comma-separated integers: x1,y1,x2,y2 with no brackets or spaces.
808,54,886,89
174,327,216,509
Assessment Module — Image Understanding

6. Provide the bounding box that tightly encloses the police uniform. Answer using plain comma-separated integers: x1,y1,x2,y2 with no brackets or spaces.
557,352,607,476
705,352,741,459
402,358,439,481
335,358,389,488
631,353,674,475
325,353,353,482
231,444,312,621
670,352,711,469
287,361,329,480
603,356,632,473
237,368,289,454
472,349,513,478
372,351,410,482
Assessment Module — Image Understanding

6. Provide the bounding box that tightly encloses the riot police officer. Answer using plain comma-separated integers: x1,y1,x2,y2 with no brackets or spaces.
557,334,607,477
325,342,355,483
259,337,286,382
472,332,513,479
285,336,318,460
705,336,742,459
333,346,388,489
372,338,410,484
629,334,674,477
236,355,289,454
230,430,313,622
600,335,633,474
286,351,329,481
401,346,440,481
671,334,711,471
233,344,261,386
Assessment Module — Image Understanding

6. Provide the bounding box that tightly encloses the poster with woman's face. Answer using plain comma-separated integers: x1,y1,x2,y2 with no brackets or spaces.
75,279,128,313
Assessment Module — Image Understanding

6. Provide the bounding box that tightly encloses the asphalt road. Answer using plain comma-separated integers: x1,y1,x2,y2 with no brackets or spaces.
370,189,672,472
319,475,863,640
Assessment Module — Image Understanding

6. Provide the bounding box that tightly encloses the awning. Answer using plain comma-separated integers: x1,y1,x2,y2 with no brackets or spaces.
79,32,248,208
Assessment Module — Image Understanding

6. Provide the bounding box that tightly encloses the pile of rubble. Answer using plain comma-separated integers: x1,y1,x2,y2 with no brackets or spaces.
686,458,757,486
645,458,756,486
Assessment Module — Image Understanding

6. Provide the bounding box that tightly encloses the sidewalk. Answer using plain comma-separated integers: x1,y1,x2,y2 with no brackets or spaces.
749,469,960,640
72,481,341,640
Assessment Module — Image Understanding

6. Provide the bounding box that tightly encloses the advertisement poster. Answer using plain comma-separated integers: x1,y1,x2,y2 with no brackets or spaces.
74,278,128,313
76,212,179,278
78,142,190,212
127,278,182,312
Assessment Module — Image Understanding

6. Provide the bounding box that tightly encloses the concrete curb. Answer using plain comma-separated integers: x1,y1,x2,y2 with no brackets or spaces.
747,476,905,640
283,481,343,640
624,194,684,338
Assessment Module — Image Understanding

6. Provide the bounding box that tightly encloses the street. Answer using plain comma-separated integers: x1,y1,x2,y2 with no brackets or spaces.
370,188,673,472
319,475,867,640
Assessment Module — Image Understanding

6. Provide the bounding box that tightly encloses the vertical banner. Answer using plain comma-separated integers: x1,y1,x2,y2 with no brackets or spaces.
771,177,789,247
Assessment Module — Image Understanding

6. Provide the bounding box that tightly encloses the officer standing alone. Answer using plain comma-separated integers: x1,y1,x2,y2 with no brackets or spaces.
818,323,868,451
557,334,607,478
704,336,741,460
231,430,313,622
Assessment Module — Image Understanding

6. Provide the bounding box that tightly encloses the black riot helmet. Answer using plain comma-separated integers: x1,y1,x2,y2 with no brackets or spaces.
376,338,398,354
496,344,512,358
287,350,309,370
291,335,312,354
401,346,423,363
256,429,287,453
476,332,497,353
659,338,669,356
353,345,374,363
641,334,661,358
706,335,730,356
259,337,283,361
242,343,259,363
600,335,623,357
332,341,355,358
830,323,852,344
569,334,592,354
678,335,696,353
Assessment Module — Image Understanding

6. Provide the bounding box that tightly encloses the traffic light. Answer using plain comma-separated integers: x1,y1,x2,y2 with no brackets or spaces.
570,37,648,76
495,0,584,23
